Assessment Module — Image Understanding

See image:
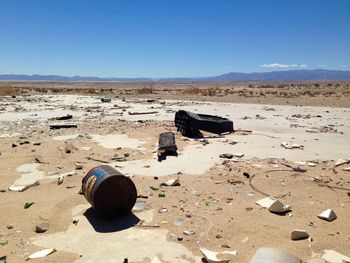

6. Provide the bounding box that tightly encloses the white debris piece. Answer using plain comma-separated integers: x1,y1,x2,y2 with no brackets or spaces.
291,229,309,240
343,167,350,171
160,177,180,186
334,158,350,167
9,181,39,192
256,197,291,213
281,142,304,150
28,248,56,259
308,162,317,167
322,249,350,263
233,153,244,158
57,176,64,185
250,247,301,263
200,247,237,263
317,209,337,222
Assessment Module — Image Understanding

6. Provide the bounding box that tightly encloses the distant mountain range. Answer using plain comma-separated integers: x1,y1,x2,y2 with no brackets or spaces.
1,69,350,82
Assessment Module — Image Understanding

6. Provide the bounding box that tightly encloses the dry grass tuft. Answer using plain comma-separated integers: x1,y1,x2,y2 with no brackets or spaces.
0,84,20,96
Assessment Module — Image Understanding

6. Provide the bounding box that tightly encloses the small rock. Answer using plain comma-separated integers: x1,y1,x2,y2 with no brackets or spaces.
291,229,309,240
221,244,231,248
35,222,49,233
6,225,13,230
0,237,8,246
219,153,233,159
177,235,183,241
317,209,337,222
216,234,223,239
57,176,64,185
75,162,83,170
33,142,41,146
72,219,79,225
124,153,130,158
0,189,6,193
12,143,17,148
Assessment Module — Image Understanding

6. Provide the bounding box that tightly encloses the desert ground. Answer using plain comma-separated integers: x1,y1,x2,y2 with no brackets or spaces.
0,82,350,263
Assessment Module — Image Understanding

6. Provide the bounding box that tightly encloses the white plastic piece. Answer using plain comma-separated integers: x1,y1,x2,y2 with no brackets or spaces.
317,209,337,222
256,197,291,213
200,247,237,263
322,249,350,263
28,248,56,259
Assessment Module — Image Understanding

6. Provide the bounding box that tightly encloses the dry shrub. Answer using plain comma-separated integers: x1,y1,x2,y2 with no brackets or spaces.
0,84,20,96
183,86,201,95
136,86,154,94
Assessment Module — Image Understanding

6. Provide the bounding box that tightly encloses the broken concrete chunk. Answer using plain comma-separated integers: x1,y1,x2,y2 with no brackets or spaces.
200,247,237,263
291,229,309,240
256,197,291,213
317,209,337,222
322,249,350,263
28,248,56,259
250,247,301,263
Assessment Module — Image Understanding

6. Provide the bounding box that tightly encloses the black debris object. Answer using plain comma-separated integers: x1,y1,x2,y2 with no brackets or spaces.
101,97,112,103
55,114,73,120
50,124,78,129
174,110,234,137
157,132,178,161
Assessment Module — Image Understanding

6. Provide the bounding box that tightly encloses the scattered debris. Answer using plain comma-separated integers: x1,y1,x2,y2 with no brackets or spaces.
220,153,234,159
160,177,180,187
200,247,237,263
50,123,78,129
291,229,309,240
35,222,49,233
281,142,304,150
256,197,291,213
101,97,112,103
24,202,35,209
174,110,234,137
334,158,350,167
128,111,158,115
57,175,64,185
28,248,56,260
322,249,350,263
250,247,301,263
81,165,137,217
317,209,337,222
157,132,178,158
55,114,73,120
183,230,195,236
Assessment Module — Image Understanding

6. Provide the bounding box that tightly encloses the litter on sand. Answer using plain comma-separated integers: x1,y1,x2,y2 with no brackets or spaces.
322,249,350,263
160,177,180,186
249,247,301,263
200,247,237,263
28,248,56,259
281,142,304,150
256,197,291,213
334,158,350,167
317,209,337,222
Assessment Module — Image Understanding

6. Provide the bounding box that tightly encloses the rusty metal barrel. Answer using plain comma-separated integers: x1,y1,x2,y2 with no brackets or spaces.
82,165,137,217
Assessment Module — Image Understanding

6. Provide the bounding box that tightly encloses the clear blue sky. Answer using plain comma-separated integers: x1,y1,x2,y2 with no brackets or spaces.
0,0,349,77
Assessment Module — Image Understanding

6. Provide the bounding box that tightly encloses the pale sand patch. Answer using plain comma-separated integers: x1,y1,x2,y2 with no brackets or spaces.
9,163,44,191
91,134,147,150
32,206,201,263
52,134,80,141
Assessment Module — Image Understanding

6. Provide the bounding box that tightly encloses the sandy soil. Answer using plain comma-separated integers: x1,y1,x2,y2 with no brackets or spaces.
0,92,350,263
